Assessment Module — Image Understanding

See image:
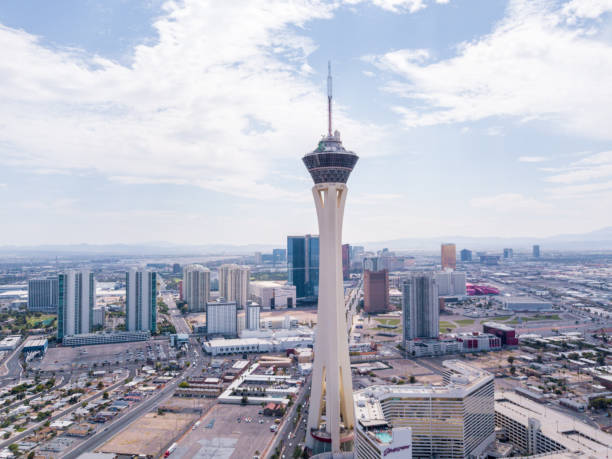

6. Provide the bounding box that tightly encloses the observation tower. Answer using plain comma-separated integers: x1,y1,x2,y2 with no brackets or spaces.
304,62,358,454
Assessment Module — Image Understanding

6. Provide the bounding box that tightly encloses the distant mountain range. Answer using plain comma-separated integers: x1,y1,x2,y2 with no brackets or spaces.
363,226,612,252
1,227,612,257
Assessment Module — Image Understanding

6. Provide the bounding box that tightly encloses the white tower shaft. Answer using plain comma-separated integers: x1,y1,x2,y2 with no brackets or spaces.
306,182,355,453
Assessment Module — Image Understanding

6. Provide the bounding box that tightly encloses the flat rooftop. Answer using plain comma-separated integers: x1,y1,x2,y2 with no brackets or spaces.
483,321,515,332
501,296,552,304
495,391,612,458
355,360,493,402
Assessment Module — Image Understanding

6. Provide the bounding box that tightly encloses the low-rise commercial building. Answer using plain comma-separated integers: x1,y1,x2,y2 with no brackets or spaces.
500,296,554,312
482,322,519,346
202,331,314,356
23,338,48,354
62,331,150,346
0,335,21,351
249,281,296,310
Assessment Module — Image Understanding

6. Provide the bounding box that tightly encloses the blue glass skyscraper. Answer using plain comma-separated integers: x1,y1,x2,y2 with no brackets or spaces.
287,234,319,302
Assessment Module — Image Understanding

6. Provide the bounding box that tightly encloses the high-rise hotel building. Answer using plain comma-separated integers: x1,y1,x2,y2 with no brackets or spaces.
183,264,210,312
126,269,157,333
402,273,439,342
28,277,59,312
218,264,250,308
57,271,96,340
354,360,495,459
441,243,456,270
287,234,319,303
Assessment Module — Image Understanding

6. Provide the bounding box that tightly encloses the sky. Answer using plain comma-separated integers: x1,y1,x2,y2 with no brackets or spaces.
0,0,611,246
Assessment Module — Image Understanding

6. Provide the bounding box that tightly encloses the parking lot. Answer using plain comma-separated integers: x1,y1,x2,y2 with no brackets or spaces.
33,340,174,372
173,404,277,459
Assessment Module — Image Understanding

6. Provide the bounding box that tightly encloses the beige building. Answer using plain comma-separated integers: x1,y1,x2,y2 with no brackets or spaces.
218,264,250,308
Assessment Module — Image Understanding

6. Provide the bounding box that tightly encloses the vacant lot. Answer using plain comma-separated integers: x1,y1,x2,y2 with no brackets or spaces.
173,404,276,459
454,319,475,326
439,321,457,332
99,410,199,457
508,314,561,324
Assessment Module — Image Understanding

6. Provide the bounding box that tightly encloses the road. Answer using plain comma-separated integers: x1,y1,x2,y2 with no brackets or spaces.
164,293,192,335
265,376,311,459
0,340,25,383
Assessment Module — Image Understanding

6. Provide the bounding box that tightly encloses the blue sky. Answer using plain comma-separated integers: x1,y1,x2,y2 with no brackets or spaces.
0,0,611,246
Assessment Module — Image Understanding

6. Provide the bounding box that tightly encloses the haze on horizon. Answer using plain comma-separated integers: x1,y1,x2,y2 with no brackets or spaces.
1,0,611,246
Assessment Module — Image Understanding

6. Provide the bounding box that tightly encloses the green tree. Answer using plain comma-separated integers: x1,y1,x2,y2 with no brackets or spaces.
102,391,109,400
507,356,515,365
409,375,416,384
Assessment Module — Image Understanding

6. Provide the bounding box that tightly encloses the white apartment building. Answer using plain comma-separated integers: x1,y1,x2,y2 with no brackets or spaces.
218,264,250,308
183,265,210,312
353,360,495,459
206,300,237,337
58,271,96,340
246,302,260,330
435,271,467,296
126,269,158,333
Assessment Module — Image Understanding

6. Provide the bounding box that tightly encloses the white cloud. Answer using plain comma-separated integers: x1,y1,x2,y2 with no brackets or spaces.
563,0,612,21
343,0,450,14
0,183,6,189
470,193,547,211
367,0,612,140
545,150,612,184
518,156,547,162
0,1,392,201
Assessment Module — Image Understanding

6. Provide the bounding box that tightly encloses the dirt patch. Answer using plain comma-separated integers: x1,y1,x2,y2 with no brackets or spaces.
99,411,199,457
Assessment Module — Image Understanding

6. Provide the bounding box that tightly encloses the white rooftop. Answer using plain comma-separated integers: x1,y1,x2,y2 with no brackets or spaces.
495,391,612,458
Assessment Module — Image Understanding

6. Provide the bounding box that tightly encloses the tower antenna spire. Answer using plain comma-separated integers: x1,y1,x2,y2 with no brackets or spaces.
327,60,332,137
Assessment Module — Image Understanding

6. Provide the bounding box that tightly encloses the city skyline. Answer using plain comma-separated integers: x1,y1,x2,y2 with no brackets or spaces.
1,0,611,246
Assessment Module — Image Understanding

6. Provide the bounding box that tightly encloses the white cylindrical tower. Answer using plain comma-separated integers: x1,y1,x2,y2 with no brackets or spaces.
304,63,358,454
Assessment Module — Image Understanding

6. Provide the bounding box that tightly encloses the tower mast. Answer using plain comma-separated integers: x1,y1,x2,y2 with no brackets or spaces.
327,61,333,137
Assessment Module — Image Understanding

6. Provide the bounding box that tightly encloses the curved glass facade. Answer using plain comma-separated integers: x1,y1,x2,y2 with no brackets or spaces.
303,152,358,184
